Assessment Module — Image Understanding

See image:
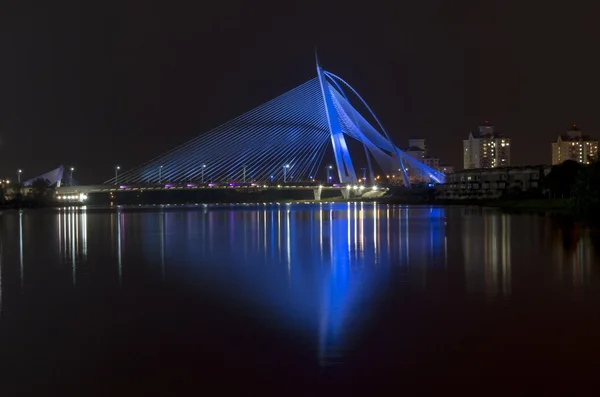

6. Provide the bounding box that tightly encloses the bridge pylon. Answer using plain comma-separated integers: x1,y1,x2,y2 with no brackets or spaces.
316,59,357,184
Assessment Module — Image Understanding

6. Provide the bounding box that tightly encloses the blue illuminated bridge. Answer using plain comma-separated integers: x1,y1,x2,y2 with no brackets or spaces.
58,57,443,200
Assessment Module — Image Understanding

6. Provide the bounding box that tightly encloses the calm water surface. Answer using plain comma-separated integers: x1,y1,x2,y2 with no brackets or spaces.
1,203,600,395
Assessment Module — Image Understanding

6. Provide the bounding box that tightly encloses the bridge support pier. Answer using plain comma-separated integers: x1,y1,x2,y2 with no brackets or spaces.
341,188,350,200
313,187,322,201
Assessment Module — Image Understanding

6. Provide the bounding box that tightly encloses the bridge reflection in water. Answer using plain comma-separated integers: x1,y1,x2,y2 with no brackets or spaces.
44,203,448,366
167,203,447,366
3,204,600,372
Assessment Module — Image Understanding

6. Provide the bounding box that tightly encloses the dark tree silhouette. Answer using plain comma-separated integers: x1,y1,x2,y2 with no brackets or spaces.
544,160,582,198
29,178,55,202
571,161,600,219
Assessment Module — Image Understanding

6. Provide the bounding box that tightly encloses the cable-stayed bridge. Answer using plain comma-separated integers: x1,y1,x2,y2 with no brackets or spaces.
104,58,444,189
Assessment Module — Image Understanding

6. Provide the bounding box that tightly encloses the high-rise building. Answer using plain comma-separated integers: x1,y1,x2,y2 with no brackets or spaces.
551,125,598,165
463,122,510,169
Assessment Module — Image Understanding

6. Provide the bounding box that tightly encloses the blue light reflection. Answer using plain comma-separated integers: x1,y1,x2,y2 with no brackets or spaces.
133,203,448,366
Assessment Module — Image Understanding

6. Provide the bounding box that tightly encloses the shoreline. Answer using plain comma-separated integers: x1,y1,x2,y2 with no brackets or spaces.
0,197,572,215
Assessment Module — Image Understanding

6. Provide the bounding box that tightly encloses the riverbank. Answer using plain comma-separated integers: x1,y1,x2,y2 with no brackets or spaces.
379,196,571,213
484,198,569,212
0,196,572,215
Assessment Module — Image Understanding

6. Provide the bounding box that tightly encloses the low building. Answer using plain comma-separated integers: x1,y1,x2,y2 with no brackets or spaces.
400,138,450,183
423,155,439,170
551,125,598,165
407,138,426,153
437,165,550,199
439,163,454,174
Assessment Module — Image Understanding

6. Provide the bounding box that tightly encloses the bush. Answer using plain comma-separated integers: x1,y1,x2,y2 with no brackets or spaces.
570,161,600,219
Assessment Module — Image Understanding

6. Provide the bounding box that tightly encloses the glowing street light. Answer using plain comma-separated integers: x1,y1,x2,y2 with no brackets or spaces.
115,165,120,185
283,164,290,183
202,164,206,184
17,169,22,183
326,165,333,183
70,167,75,186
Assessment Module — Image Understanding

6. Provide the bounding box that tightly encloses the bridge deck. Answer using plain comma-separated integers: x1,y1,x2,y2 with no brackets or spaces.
56,183,383,195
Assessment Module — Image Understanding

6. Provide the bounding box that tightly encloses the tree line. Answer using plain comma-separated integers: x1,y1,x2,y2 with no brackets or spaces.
544,160,600,218
0,178,57,208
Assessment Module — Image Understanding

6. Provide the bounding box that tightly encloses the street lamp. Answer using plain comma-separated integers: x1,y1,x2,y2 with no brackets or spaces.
17,169,22,183
115,166,120,185
326,165,333,183
201,164,206,184
159,165,163,184
70,167,75,186
283,164,290,183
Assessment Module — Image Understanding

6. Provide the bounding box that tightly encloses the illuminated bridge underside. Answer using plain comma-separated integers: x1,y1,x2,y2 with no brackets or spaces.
108,71,444,186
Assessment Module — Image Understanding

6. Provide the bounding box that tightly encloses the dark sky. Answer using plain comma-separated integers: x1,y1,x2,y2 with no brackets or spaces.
2,0,599,183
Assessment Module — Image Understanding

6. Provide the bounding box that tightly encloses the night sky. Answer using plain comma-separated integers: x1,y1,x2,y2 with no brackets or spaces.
2,1,599,183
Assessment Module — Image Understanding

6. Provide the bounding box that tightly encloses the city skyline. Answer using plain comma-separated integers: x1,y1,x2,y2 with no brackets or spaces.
2,2,600,183
4,119,599,185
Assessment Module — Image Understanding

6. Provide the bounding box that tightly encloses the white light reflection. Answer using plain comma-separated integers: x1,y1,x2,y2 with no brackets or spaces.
117,210,123,287
353,202,358,255
347,203,351,258
208,210,214,250
277,209,282,262
501,214,511,296
263,208,267,255
19,211,24,290
286,208,291,280
243,212,249,258
0,231,3,320
319,205,323,261
359,202,364,256
373,202,378,263
405,207,410,267
81,208,87,258
160,210,166,281
444,234,448,270
319,208,335,367
55,208,88,287
386,206,391,260
71,211,77,286
329,209,334,262
462,210,512,299
398,206,402,265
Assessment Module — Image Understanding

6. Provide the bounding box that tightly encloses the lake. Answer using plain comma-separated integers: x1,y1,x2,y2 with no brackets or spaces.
1,203,599,395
